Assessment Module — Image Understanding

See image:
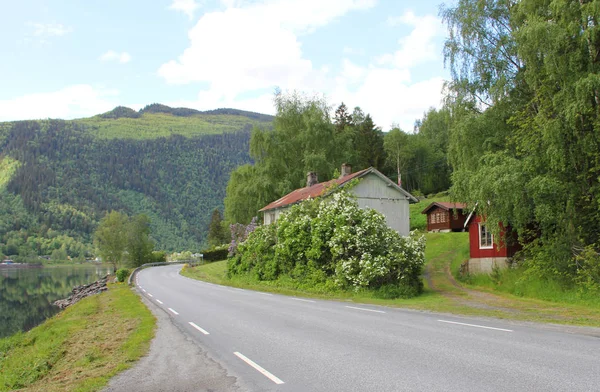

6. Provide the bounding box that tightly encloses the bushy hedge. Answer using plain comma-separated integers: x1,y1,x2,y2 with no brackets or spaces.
202,247,229,262
228,190,426,297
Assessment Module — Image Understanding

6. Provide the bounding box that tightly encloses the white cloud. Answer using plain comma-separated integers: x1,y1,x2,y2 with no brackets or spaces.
159,0,374,98
331,71,444,131
378,11,444,69
0,85,119,121
158,2,445,131
28,22,73,37
169,0,202,19
100,50,132,64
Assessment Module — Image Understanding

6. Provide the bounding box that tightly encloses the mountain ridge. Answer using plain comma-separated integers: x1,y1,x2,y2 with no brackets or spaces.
0,104,272,259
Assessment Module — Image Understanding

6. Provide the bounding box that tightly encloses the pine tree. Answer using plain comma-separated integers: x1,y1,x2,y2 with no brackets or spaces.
207,208,228,247
354,114,386,171
334,103,352,133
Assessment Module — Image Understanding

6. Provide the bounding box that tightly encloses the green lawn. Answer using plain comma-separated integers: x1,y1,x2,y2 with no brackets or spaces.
0,283,155,392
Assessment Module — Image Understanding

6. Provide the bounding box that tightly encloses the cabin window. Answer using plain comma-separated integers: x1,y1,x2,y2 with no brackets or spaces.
269,212,275,223
479,224,493,249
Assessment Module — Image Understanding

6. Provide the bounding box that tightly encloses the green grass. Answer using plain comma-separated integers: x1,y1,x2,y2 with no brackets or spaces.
0,283,155,392
463,267,600,307
409,195,450,231
77,113,272,140
181,233,600,327
181,261,431,304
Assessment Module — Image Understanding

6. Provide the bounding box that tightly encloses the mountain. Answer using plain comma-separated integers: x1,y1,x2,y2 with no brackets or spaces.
0,104,273,259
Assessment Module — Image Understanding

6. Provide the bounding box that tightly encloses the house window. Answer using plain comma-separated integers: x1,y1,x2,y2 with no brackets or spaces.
269,212,275,223
479,224,493,249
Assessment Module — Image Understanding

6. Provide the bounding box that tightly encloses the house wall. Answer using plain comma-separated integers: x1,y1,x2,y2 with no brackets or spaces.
449,210,468,231
263,208,287,225
426,207,451,232
467,215,522,273
350,172,411,236
262,172,412,237
468,216,508,259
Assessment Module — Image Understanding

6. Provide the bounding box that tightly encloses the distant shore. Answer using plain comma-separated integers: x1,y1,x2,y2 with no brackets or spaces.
0,262,43,269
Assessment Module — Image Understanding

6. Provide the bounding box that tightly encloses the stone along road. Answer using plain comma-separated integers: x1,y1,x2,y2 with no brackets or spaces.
124,265,599,392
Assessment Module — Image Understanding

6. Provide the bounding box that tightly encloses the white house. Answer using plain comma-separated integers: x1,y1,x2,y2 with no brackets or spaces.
259,164,418,236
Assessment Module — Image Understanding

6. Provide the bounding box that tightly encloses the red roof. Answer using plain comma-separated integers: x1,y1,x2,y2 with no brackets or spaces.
259,169,369,212
421,201,467,214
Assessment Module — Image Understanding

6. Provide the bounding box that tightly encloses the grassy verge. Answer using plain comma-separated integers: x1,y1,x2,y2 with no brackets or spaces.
181,233,600,327
181,261,449,307
0,283,155,392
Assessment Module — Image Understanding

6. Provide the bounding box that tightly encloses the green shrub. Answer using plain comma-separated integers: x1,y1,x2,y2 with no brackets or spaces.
116,268,130,282
202,247,229,262
228,189,426,296
150,251,167,263
373,283,420,299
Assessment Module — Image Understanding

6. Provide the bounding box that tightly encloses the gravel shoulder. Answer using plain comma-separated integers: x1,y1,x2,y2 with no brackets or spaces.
103,290,243,392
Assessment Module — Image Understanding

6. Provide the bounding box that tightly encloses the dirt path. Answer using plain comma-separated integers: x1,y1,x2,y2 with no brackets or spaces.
423,235,600,330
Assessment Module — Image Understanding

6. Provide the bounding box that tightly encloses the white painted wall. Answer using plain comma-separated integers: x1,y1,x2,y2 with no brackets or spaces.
350,173,411,236
262,172,412,237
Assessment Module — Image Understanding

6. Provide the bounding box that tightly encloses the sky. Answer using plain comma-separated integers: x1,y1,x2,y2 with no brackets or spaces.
0,0,454,131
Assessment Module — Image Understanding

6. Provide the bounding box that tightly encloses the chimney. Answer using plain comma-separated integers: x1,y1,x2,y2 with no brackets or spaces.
307,172,318,187
340,163,352,178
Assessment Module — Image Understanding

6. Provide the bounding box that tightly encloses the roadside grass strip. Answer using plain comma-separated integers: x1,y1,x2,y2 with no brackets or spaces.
0,283,155,392
234,352,285,385
345,306,386,314
188,322,210,335
438,319,513,332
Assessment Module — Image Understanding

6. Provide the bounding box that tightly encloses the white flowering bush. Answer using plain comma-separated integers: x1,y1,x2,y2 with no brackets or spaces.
227,189,426,297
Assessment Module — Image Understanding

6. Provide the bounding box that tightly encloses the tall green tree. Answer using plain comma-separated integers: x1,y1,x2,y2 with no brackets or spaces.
126,214,154,268
94,211,128,271
354,114,386,171
443,0,600,282
207,208,229,247
334,102,353,133
225,91,351,224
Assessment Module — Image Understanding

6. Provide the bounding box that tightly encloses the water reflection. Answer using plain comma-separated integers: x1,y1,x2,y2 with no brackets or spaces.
0,265,112,338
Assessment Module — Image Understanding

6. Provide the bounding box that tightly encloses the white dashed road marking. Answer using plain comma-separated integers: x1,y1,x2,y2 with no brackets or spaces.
345,306,386,314
168,308,179,315
156,299,163,304
189,322,210,335
290,298,316,303
438,319,513,332
234,352,285,385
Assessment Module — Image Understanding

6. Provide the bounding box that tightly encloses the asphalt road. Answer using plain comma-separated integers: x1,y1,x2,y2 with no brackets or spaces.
132,265,600,392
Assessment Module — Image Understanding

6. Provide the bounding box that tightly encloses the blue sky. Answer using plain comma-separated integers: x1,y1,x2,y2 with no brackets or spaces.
0,0,454,131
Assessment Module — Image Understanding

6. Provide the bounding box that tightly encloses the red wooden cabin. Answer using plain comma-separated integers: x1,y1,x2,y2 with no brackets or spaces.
421,202,468,232
465,214,522,274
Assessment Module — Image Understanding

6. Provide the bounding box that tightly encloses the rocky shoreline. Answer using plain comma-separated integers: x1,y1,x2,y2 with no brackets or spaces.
53,276,109,309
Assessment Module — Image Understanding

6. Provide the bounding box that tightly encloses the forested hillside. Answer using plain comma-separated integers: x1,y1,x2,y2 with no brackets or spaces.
0,105,272,259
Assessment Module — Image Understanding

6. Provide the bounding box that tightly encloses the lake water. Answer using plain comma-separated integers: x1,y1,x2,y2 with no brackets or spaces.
0,264,113,339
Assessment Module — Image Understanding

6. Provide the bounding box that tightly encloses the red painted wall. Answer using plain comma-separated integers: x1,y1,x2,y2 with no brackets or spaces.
468,215,521,259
